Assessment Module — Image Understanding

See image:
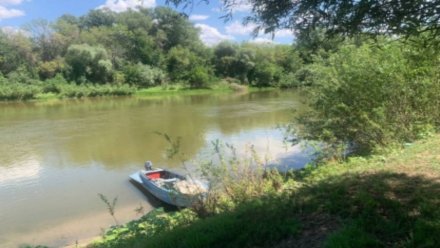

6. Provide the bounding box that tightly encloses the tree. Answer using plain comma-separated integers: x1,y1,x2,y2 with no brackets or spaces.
168,0,440,39
123,63,166,87
165,45,213,87
80,9,116,29
151,7,201,51
0,30,35,76
24,19,67,62
65,44,113,83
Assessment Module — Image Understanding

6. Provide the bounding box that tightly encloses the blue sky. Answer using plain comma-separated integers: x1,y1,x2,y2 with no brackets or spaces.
0,0,294,45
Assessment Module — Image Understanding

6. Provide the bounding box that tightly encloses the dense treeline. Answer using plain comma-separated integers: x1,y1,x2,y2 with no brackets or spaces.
0,7,303,100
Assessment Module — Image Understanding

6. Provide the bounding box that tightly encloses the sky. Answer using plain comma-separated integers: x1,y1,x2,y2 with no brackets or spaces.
0,0,295,45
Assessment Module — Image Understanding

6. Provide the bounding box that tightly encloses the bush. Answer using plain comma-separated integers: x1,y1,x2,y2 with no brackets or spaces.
0,72,41,100
251,61,282,87
91,208,197,248
187,66,211,88
278,72,300,88
57,83,135,98
123,63,166,87
0,83,41,100
65,44,113,84
298,41,440,154
40,74,69,93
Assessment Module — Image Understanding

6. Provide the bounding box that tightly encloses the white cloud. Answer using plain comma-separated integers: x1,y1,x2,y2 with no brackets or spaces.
98,0,155,13
230,1,251,12
225,21,294,40
0,0,25,5
249,37,275,44
195,23,234,46
225,21,257,36
274,29,294,38
0,5,24,20
0,0,26,20
189,14,209,21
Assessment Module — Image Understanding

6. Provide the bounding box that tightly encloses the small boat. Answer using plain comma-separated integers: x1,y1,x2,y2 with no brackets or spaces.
129,162,207,207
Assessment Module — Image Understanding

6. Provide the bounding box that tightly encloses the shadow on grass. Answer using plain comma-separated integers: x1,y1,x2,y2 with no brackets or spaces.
299,171,440,247
93,171,440,248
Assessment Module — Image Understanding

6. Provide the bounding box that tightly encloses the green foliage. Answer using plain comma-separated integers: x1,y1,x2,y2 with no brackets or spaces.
38,57,65,80
187,66,212,88
145,199,299,248
65,44,113,83
123,63,166,87
7,66,39,85
152,7,202,51
91,208,197,248
0,30,35,76
166,46,201,81
0,82,41,101
277,72,299,88
55,83,135,98
212,42,303,86
0,7,302,101
170,0,440,43
80,9,116,29
298,40,440,154
251,60,282,87
324,224,380,248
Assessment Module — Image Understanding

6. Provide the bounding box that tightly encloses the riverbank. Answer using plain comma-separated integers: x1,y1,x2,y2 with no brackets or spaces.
89,134,440,247
0,80,277,102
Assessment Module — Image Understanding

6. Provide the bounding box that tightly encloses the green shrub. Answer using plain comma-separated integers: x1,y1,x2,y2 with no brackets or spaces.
187,66,211,88
123,63,166,87
0,83,41,100
40,74,69,93
91,208,197,248
299,41,440,154
57,83,135,98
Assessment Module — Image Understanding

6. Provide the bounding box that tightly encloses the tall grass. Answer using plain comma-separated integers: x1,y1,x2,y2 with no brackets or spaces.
0,83,41,100
0,80,135,101
98,194,119,226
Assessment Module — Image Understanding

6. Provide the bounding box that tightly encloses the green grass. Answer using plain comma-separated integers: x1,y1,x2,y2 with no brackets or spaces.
1,79,280,102
134,82,235,97
90,134,440,248
90,197,300,248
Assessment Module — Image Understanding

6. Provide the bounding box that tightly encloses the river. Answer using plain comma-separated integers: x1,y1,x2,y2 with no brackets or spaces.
0,90,311,247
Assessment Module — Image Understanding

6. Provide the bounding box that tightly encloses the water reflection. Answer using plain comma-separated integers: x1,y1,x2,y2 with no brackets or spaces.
0,155,41,183
0,91,300,168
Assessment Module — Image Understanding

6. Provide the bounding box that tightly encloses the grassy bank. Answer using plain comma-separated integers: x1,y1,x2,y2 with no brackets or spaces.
0,82,135,101
0,80,271,102
90,134,440,248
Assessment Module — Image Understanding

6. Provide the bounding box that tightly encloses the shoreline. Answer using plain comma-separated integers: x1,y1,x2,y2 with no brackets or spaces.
0,84,279,104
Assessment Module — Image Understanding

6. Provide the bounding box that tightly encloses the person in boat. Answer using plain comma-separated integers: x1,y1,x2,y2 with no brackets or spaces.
144,161,153,170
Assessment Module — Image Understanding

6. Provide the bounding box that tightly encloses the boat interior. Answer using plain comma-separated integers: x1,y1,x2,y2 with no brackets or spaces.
145,170,185,181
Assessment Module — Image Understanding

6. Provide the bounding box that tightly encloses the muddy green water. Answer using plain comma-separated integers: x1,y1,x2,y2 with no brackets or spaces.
0,91,309,247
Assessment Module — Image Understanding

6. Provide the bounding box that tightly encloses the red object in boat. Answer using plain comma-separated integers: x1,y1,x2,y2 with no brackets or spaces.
147,171,162,179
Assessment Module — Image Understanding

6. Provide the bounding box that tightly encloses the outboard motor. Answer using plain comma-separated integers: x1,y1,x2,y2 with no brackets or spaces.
144,161,153,170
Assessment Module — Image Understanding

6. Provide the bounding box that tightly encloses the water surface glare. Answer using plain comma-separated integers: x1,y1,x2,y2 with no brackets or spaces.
0,91,309,247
